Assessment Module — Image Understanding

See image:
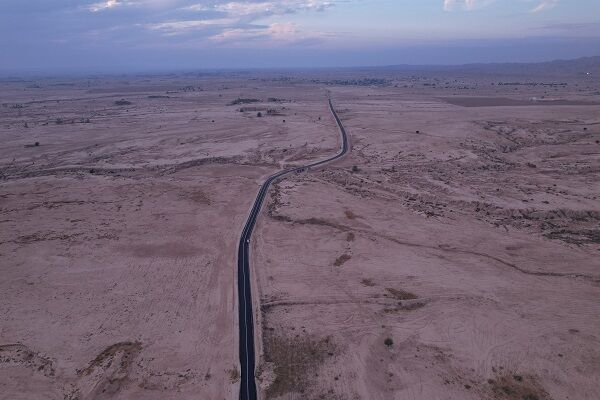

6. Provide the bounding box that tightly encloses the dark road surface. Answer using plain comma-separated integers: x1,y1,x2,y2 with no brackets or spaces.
237,98,349,400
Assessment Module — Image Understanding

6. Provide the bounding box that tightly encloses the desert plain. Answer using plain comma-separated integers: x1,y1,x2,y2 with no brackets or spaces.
1,62,599,400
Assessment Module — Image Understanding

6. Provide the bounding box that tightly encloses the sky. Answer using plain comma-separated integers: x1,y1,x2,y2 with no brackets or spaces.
1,0,599,72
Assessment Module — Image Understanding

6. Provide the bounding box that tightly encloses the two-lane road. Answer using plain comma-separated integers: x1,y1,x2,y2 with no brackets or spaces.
237,98,349,400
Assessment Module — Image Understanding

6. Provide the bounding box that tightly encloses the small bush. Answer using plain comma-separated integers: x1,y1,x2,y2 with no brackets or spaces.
344,210,356,219
228,368,240,383
114,99,132,106
228,98,260,106
334,254,351,267
257,112,262,117
386,288,418,300
361,278,375,286
351,165,359,172
384,338,394,347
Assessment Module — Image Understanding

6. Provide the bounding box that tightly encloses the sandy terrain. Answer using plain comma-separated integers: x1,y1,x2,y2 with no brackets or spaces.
0,76,337,399
2,64,600,400
252,73,600,399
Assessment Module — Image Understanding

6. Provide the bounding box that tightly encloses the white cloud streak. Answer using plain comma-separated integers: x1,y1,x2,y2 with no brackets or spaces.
443,0,560,12
183,1,334,16
443,0,495,11
145,17,237,35
530,0,559,13
87,0,124,12
140,1,338,42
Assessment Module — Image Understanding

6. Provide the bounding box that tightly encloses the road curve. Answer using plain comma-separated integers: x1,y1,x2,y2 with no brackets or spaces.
237,98,349,400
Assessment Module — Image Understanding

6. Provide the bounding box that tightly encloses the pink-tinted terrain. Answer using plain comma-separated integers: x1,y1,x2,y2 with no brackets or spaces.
1,61,599,400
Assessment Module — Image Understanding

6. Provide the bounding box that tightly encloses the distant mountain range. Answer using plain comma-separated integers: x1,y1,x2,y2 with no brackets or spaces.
373,56,600,77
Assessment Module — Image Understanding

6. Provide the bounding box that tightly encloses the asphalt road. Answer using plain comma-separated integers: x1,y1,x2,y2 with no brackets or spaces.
237,98,349,400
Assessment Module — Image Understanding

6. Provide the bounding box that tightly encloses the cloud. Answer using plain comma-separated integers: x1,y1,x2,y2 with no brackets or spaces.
145,17,237,35
183,1,334,17
443,0,495,11
86,0,189,12
211,21,329,44
137,0,337,43
87,0,124,12
530,0,559,13
442,0,560,12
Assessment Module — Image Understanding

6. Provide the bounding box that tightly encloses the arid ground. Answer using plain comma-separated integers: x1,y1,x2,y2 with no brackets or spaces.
1,64,599,400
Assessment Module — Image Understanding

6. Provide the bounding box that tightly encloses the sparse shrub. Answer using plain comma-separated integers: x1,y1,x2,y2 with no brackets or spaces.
257,112,262,117
351,165,359,172
228,98,260,106
384,337,394,347
489,373,549,400
526,162,537,168
34,142,39,147
55,118,63,124
114,99,132,106
333,254,351,267
263,333,335,398
386,288,417,300
228,368,240,383
361,278,375,287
